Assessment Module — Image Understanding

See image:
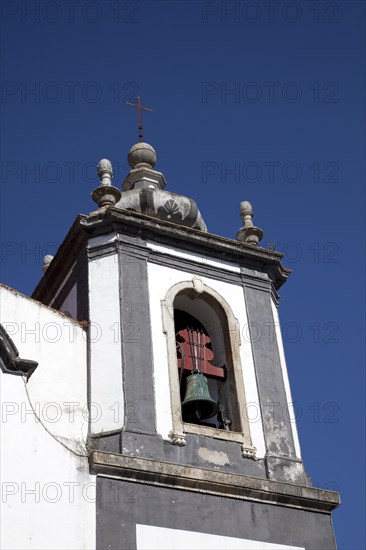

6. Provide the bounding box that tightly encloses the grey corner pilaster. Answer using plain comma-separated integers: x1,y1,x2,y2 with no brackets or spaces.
241,274,305,483
118,241,156,445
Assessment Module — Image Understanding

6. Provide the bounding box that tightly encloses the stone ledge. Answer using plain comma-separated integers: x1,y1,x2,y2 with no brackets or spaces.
33,208,290,303
89,451,340,513
81,209,291,289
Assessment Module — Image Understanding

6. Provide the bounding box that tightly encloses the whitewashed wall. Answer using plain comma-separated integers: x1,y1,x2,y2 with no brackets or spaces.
136,525,304,550
0,285,95,550
87,242,124,434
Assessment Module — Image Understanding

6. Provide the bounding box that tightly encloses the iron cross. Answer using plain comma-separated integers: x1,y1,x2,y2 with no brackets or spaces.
126,96,153,142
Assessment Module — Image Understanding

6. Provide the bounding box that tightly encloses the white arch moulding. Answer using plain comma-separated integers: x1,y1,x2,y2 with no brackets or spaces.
161,277,256,458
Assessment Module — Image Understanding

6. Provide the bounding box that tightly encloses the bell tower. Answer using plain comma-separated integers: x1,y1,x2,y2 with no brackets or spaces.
31,140,339,549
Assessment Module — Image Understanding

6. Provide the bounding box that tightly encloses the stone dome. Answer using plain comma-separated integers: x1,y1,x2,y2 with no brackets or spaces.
114,142,207,232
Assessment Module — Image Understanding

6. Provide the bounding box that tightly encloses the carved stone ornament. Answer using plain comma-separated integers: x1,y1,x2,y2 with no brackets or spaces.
242,445,257,460
236,201,263,246
92,159,122,209
0,324,38,379
117,142,207,231
168,431,186,446
192,276,204,294
92,185,121,208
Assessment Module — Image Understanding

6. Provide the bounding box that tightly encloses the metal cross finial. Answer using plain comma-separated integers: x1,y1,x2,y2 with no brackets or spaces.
125,96,153,142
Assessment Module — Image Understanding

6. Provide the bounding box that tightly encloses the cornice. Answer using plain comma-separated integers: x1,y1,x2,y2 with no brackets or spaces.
32,208,291,303
89,451,340,513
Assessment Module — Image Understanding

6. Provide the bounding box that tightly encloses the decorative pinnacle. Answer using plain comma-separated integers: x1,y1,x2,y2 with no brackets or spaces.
240,201,254,227
236,201,263,246
92,159,121,209
98,158,113,185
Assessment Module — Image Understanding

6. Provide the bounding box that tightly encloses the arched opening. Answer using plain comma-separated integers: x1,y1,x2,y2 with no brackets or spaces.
173,290,241,432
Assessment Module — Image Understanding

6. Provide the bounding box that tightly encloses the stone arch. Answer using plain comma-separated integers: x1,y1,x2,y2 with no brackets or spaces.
161,278,253,452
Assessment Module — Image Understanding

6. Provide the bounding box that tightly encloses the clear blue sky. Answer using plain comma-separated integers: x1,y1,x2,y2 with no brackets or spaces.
1,1,365,548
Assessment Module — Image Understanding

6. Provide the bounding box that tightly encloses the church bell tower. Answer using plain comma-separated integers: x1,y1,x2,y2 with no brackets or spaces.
30,139,339,549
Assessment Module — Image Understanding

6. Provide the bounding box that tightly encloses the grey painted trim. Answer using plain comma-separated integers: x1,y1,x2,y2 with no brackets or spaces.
89,431,121,454
265,456,305,483
241,278,272,293
244,286,299,468
79,209,291,289
240,269,273,293
118,247,156,437
33,208,290,304
107,430,267,478
96,477,338,550
89,235,279,291
117,232,149,247
241,266,269,279
90,452,340,513
89,238,150,262
87,242,118,260
117,239,150,261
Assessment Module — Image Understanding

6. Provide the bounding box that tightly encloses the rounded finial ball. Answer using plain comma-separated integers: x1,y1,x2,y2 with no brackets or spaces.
240,201,253,214
128,142,157,169
98,159,113,175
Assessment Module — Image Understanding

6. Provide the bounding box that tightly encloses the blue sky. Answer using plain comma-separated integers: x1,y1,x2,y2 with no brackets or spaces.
1,1,365,547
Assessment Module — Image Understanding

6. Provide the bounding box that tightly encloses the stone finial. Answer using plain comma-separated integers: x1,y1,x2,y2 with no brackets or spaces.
122,142,166,191
92,159,121,209
236,201,263,246
128,142,157,169
98,158,113,185
42,255,54,273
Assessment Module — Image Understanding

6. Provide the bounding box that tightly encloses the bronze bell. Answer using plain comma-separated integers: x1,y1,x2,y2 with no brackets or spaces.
181,371,219,421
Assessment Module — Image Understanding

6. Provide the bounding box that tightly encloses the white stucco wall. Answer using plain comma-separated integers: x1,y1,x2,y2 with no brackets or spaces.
146,254,266,458
0,285,95,550
136,525,305,550
87,245,124,434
